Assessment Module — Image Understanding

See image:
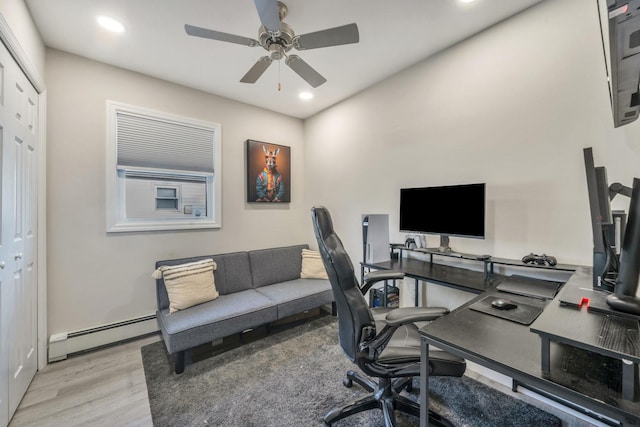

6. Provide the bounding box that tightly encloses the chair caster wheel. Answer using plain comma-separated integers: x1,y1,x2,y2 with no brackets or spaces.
343,377,353,388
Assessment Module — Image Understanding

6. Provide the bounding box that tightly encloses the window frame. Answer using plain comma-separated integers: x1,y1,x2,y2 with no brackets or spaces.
106,100,222,232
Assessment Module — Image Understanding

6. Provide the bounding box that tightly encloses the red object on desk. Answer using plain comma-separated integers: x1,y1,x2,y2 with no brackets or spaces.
578,297,590,310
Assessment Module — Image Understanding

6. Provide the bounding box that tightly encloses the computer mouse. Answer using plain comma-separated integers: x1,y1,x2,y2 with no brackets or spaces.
491,298,518,310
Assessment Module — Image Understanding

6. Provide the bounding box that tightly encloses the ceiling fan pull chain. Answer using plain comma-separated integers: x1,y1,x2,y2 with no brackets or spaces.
278,60,281,91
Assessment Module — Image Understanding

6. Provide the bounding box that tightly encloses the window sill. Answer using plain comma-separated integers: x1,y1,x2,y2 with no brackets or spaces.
106,219,221,233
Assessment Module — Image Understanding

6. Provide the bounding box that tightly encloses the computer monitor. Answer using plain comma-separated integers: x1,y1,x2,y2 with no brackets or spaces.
583,148,617,291
399,183,485,252
606,178,640,315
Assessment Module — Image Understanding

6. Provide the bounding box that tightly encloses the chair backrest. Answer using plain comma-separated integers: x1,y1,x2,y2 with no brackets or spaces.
311,206,375,362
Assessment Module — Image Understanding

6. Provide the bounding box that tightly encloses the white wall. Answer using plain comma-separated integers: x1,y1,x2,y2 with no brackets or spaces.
45,49,306,334
44,0,640,336
0,0,45,78
304,0,640,272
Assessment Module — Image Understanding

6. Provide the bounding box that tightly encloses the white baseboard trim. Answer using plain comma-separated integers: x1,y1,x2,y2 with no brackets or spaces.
48,314,158,362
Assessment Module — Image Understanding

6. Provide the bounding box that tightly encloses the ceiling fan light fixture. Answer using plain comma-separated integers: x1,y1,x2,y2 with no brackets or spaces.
97,16,125,33
268,43,286,60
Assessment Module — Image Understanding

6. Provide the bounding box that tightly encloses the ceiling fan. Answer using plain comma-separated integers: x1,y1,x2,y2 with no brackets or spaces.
184,0,359,88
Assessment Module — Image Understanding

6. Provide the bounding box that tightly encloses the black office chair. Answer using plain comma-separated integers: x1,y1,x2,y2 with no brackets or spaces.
311,206,466,427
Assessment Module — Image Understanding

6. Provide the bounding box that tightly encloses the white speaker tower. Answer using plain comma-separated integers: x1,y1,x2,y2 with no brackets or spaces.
362,214,390,263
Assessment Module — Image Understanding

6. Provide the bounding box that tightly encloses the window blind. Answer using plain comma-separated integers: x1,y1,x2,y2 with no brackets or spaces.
116,111,215,173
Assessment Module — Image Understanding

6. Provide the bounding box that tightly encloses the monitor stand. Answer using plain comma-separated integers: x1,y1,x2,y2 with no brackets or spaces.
426,235,465,258
437,235,453,253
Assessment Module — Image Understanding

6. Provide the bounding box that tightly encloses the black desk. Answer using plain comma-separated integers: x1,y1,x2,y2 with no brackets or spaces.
419,267,640,427
363,249,577,307
531,267,640,403
361,258,504,307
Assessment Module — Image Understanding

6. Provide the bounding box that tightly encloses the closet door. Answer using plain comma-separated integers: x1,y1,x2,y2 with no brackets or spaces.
0,38,38,425
0,38,13,427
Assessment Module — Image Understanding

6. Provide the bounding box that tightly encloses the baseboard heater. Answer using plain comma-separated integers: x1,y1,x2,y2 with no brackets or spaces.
48,313,158,362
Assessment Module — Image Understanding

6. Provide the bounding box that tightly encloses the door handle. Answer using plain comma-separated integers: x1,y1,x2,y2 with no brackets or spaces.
14,253,23,260
0,261,4,269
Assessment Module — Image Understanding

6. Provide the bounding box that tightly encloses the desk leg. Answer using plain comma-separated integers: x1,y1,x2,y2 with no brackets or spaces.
420,336,429,427
383,280,388,307
540,336,550,373
621,359,638,401
415,278,419,307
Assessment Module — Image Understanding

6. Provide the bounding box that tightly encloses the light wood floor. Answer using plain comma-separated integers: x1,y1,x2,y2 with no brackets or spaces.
8,334,161,427
7,333,604,427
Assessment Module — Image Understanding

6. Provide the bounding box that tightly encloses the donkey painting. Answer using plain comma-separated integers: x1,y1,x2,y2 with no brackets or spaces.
255,144,285,202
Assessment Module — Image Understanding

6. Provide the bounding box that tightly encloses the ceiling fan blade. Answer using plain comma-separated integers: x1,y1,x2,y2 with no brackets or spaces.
294,23,359,50
285,55,327,88
185,24,259,47
240,56,273,83
253,0,281,33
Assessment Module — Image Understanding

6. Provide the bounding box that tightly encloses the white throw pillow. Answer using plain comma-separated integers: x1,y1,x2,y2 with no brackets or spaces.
300,249,329,279
152,258,219,313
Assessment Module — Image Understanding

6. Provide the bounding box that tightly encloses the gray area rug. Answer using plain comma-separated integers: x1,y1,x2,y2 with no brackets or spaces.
141,314,560,426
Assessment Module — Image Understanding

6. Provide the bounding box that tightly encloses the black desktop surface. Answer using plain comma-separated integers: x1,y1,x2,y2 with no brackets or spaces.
496,274,563,300
532,268,640,364
420,266,640,425
421,287,552,376
559,280,640,321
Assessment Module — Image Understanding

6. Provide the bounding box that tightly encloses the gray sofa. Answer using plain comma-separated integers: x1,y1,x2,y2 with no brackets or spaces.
154,244,335,373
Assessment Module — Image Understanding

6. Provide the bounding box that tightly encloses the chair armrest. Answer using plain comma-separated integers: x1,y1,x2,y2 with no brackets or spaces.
361,270,405,294
384,307,450,326
359,306,450,357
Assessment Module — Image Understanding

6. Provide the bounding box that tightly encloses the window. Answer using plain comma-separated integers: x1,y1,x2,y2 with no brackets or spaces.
106,101,221,232
155,186,178,211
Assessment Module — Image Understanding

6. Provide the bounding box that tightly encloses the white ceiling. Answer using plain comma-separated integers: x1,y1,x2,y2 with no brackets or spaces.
25,0,543,119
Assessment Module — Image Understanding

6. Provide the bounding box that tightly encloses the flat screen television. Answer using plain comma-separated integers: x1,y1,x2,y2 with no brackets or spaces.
400,183,485,252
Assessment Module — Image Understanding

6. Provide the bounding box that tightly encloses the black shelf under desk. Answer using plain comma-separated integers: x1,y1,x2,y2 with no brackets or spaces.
362,258,504,295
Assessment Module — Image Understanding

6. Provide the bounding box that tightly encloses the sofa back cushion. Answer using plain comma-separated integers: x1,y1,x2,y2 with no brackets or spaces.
155,252,252,310
212,252,253,294
249,244,309,288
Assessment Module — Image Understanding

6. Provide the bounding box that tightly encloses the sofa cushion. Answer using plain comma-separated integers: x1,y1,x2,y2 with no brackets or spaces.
157,289,278,353
210,252,253,295
255,278,333,319
300,249,329,279
249,244,308,288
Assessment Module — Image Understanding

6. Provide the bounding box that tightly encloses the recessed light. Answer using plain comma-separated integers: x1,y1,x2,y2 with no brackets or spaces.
97,16,125,33
299,91,313,100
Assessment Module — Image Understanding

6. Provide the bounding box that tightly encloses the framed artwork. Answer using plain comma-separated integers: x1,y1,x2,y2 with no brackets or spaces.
246,139,291,203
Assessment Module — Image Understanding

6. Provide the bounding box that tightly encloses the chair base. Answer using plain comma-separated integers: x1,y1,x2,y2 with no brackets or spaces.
323,371,453,427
